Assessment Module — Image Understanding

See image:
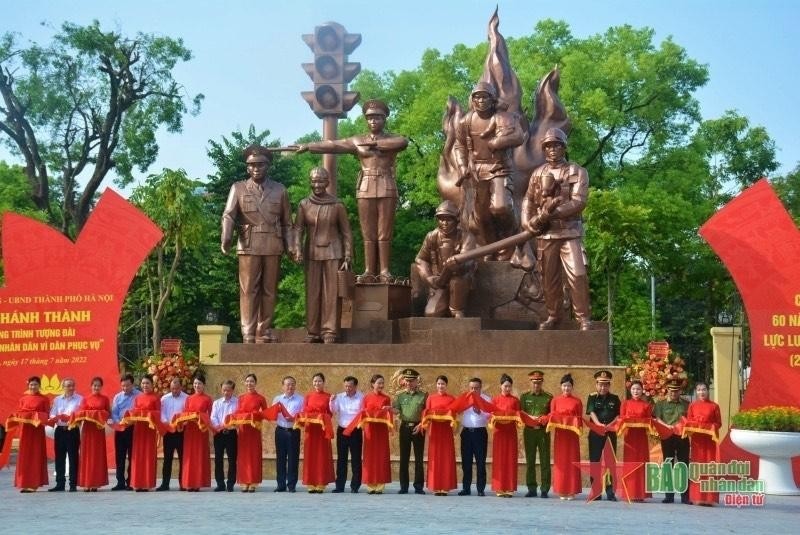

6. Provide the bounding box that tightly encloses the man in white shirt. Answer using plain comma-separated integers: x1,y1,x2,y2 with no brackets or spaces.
211,379,238,492
49,377,83,492
459,377,491,497
330,376,364,493
272,376,303,492
157,377,188,491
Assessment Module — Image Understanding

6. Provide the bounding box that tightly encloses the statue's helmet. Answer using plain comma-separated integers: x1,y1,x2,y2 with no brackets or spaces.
435,200,460,219
470,81,498,100
541,127,568,147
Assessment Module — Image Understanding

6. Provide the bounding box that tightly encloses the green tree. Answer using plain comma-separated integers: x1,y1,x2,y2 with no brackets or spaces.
694,110,779,204
129,168,206,354
0,21,202,235
0,161,48,285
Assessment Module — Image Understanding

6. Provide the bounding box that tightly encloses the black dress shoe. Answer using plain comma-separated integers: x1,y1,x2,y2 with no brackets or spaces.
214,486,226,492
415,489,426,495
398,489,408,494
662,497,675,503
69,486,77,492
111,485,126,491
273,487,286,492
48,486,65,492
331,488,344,493
606,494,618,502
458,490,471,496
477,490,485,496
351,488,359,493
155,485,169,491
540,491,549,499
525,489,537,497
288,488,296,493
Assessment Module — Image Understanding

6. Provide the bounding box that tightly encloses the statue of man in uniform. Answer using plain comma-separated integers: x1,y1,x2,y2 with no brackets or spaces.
454,81,525,259
296,99,408,282
221,145,293,343
521,128,592,331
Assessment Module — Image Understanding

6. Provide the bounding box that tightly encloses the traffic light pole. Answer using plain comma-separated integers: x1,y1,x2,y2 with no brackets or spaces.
322,115,338,195
301,22,361,197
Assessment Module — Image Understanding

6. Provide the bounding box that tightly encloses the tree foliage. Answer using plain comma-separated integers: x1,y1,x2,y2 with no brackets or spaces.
0,21,202,235
128,168,206,355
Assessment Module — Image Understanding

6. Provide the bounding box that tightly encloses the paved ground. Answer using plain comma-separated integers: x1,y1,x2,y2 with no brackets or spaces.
0,464,797,535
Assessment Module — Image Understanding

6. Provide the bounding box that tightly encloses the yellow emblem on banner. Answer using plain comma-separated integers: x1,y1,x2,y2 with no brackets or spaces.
40,374,63,396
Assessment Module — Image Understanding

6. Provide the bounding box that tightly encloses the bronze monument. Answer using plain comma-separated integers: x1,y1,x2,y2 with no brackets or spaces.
521,128,591,330
415,200,477,318
221,145,293,343
454,82,525,260
292,167,353,343
296,99,408,282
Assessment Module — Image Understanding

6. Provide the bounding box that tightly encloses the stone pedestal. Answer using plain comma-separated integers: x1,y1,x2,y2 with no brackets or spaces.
351,283,411,328
710,326,743,438
197,324,230,364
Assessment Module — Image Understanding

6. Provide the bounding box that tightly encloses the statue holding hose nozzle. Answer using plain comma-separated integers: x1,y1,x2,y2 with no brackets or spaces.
415,201,477,318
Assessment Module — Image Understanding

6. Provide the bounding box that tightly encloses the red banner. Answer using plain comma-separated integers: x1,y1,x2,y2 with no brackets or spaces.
699,179,800,482
647,340,670,358
0,190,162,426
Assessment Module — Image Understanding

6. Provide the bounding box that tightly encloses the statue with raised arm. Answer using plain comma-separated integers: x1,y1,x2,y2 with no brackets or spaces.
296,99,408,282
221,145,293,343
454,81,525,260
521,128,592,331
292,167,353,344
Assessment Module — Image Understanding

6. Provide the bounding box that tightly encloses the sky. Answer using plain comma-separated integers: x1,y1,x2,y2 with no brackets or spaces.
2,0,799,194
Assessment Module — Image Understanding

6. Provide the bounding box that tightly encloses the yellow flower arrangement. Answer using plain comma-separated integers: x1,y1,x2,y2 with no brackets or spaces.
732,406,800,432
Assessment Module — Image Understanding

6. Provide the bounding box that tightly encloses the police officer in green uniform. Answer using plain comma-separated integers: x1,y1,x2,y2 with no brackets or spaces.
586,370,620,501
392,369,428,494
654,379,690,504
520,370,552,498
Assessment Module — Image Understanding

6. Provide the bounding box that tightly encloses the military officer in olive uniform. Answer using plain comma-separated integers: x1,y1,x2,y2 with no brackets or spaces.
654,379,690,504
519,370,552,498
586,369,620,501
391,369,428,494
222,145,293,343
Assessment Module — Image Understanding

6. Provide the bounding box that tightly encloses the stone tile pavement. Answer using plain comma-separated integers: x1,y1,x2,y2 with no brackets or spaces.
0,464,797,535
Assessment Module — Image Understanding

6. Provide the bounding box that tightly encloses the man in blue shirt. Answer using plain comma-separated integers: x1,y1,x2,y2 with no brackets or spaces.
110,373,140,490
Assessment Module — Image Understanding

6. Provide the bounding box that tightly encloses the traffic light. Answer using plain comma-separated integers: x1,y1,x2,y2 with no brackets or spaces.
301,22,361,118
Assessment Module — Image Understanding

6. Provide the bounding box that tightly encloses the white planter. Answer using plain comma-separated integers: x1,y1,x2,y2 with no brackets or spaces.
729,428,800,495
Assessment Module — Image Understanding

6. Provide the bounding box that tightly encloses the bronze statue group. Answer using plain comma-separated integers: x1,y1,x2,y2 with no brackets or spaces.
6,368,722,505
